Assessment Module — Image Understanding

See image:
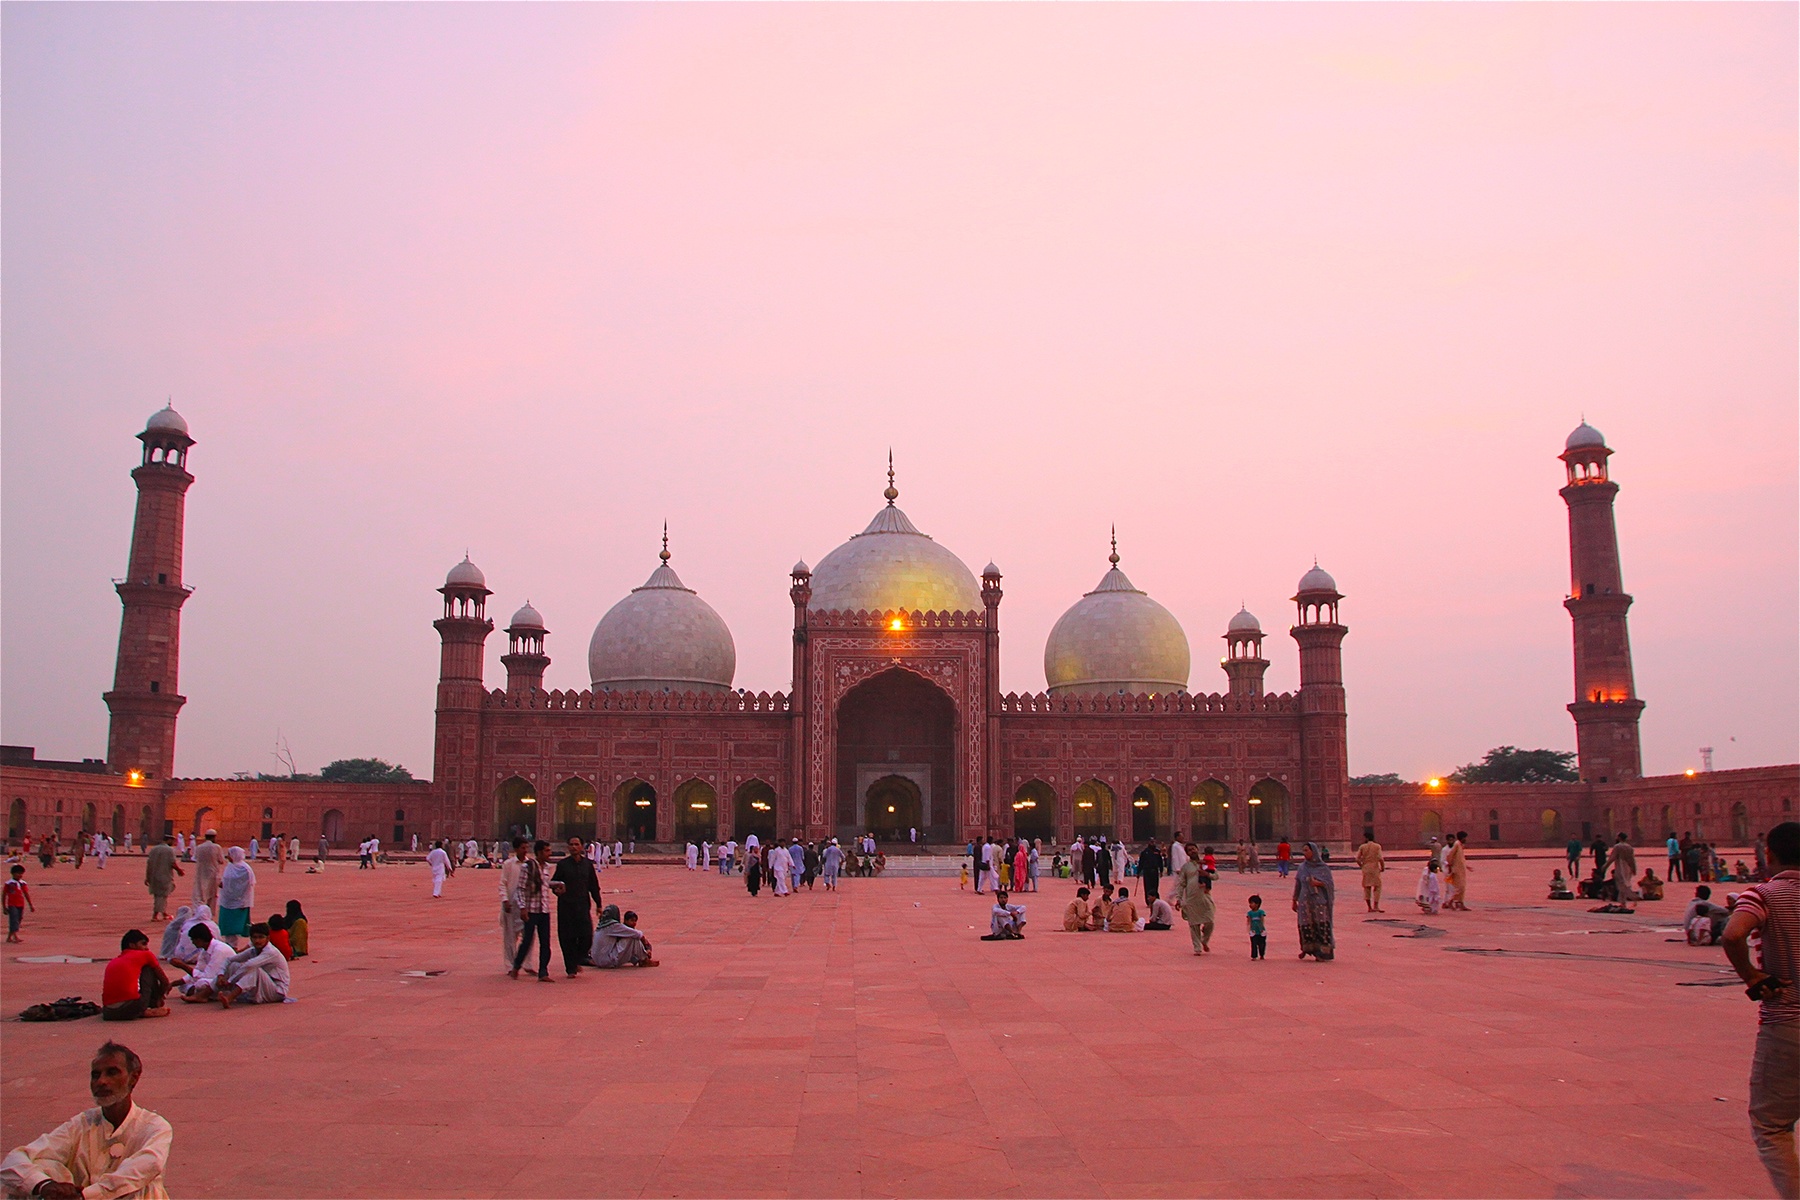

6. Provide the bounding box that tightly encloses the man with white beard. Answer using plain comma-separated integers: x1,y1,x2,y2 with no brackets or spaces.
0,1041,173,1199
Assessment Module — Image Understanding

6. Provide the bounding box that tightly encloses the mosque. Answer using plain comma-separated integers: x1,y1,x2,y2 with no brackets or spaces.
439,460,1347,850
2,410,1792,853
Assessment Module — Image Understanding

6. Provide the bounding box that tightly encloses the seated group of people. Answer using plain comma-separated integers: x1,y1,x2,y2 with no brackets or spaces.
99,900,308,1020
1680,885,1737,945
1060,885,1176,933
590,906,657,968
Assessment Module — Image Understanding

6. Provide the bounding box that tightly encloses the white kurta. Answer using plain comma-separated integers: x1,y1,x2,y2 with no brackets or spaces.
0,1104,172,1200
224,943,290,1003
179,940,234,994
770,848,791,894
426,847,450,896
685,844,698,870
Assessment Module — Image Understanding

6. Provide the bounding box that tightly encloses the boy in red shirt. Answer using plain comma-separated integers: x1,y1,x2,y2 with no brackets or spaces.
101,929,171,1021
4,864,33,942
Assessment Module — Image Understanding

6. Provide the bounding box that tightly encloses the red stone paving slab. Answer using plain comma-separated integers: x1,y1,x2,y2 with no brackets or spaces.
0,853,1771,1197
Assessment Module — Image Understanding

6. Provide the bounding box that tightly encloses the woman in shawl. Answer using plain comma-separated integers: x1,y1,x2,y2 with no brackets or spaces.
284,899,309,957
745,847,763,896
217,847,257,947
1291,842,1335,960
159,905,195,960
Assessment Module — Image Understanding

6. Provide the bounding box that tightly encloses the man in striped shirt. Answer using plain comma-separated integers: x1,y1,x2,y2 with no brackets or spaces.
1724,820,1800,1199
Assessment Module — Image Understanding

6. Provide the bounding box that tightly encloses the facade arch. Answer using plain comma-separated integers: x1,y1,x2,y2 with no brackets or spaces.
864,775,922,841
1420,809,1442,841
1248,778,1291,842
9,798,25,840
111,805,125,842
1540,808,1563,845
555,777,599,845
1731,802,1749,843
1132,780,1173,843
495,776,539,843
192,806,214,837
1073,779,1114,841
1189,780,1231,845
82,802,97,833
673,779,719,846
615,779,657,845
140,806,155,844
732,780,777,843
1011,780,1056,843
321,808,344,845
834,667,955,841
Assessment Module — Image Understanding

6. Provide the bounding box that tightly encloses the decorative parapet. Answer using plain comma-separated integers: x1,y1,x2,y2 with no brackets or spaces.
805,608,987,630
482,687,792,713
999,691,1299,715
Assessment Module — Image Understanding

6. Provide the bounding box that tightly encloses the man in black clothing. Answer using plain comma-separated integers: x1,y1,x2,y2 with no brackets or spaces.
552,837,604,976
1138,839,1165,902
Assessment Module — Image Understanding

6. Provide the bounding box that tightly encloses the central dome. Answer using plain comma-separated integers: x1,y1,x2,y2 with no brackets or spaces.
588,544,736,694
1044,544,1190,695
806,475,981,615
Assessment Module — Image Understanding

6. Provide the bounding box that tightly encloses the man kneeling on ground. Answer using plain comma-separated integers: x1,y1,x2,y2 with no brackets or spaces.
591,905,658,967
0,1040,172,1199
984,891,1026,940
216,922,290,1008
101,932,170,1022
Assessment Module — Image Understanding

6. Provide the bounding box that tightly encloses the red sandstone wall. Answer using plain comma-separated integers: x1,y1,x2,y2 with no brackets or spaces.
1351,764,1798,850
1,766,158,846
162,779,435,848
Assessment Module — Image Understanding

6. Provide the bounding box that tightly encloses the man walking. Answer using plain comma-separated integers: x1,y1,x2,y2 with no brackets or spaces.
1667,832,1682,883
509,841,558,981
1356,835,1385,913
190,830,223,910
1723,821,1800,1198
499,838,526,969
426,840,453,898
1608,833,1639,911
1175,843,1216,955
144,835,183,922
553,837,603,976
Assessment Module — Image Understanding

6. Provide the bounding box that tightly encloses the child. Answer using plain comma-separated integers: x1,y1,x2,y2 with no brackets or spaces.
1416,861,1443,914
1064,887,1091,931
983,890,1026,940
1548,869,1574,900
1246,895,1267,960
267,913,295,960
4,864,33,942
959,863,970,891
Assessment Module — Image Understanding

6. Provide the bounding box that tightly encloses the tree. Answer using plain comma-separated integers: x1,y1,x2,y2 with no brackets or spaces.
319,758,414,783
1350,773,1407,786
1448,746,1577,784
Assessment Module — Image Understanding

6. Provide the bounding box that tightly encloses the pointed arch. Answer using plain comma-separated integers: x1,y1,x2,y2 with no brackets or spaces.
1011,780,1056,842
1248,778,1291,841
1190,779,1231,845
1073,779,1115,841
554,777,599,845
673,778,719,845
732,779,777,842
614,779,657,844
1132,780,1173,842
495,776,538,842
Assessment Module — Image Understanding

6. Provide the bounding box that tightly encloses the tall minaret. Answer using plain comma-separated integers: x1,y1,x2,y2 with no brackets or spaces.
1222,607,1269,698
501,601,550,694
1291,566,1348,844
432,556,494,839
104,405,194,780
1560,422,1644,782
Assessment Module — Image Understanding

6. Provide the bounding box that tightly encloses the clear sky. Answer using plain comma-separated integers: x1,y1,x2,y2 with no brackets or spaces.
3,4,1794,783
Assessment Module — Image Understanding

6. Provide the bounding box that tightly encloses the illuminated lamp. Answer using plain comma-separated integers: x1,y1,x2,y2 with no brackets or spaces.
1248,797,1262,806
690,802,710,810
125,770,144,785
887,805,896,814
520,796,537,805
1077,800,1094,809
1133,799,1149,808
577,799,594,808
634,799,651,808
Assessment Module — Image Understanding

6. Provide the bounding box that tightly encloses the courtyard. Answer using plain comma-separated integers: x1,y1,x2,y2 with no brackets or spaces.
0,850,1771,1198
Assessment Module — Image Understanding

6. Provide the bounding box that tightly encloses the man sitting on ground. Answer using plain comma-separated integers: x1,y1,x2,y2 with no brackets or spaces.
1063,888,1091,932
216,922,290,1008
1107,886,1139,932
1088,885,1114,931
591,905,659,968
1683,886,1730,945
100,932,170,1022
1548,870,1575,900
174,925,233,1003
1144,893,1175,931
0,1040,172,1199
983,890,1026,940
1638,869,1666,901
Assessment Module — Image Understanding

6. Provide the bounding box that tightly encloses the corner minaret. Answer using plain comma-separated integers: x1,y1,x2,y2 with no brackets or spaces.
1291,565,1348,844
1560,422,1644,782
105,405,194,780
501,601,550,694
432,555,494,838
1222,607,1268,698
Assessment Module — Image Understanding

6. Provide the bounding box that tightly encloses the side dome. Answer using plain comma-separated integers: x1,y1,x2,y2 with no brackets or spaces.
446,555,487,589
1044,544,1190,695
145,404,189,436
1297,564,1337,594
1565,421,1606,450
588,548,735,693
805,472,981,614
508,601,544,630
1228,607,1261,633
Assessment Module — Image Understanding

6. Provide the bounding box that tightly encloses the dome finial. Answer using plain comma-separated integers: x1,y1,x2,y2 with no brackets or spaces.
1109,526,1120,567
660,521,670,564
884,450,898,505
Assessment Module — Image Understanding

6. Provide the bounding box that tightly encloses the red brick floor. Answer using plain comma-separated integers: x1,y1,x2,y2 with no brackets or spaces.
0,853,1770,1198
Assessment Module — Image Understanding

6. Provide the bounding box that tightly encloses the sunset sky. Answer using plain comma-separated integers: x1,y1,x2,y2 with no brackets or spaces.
3,4,1794,782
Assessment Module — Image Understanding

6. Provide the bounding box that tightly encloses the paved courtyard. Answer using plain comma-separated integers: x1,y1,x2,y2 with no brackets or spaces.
0,851,1772,1198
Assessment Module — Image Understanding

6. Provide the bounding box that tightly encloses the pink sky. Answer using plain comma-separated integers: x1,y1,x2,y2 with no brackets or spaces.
3,4,1794,782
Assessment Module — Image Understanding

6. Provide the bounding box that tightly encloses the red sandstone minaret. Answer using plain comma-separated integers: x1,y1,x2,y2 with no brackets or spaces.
1222,607,1268,698
432,556,494,838
104,405,194,781
1560,422,1644,782
1291,566,1348,843
501,601,550,694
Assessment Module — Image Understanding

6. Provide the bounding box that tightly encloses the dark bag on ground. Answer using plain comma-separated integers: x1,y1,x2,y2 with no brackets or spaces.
19,996,101,1022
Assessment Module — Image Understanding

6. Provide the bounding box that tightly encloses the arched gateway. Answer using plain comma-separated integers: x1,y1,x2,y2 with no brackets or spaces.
835,668,955,842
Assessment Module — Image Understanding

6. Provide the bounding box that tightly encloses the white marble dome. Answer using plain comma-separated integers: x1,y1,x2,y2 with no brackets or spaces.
445,556,487,590
145,404,188,436
1565,421,1606,450
1228,607,1262,634
1044,553,1191,695
1297,564,1337,594
806,493,982,615
588,553,736,693
508,602,545,630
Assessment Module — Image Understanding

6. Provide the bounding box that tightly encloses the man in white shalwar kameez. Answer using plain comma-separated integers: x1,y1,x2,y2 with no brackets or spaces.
0,1041,172,1200
685,842,699,871
217,925,290,1007
770,844,792,895
701,842,711,871
174,926,234,1001
1169,841,1189,875
426,841,452,898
